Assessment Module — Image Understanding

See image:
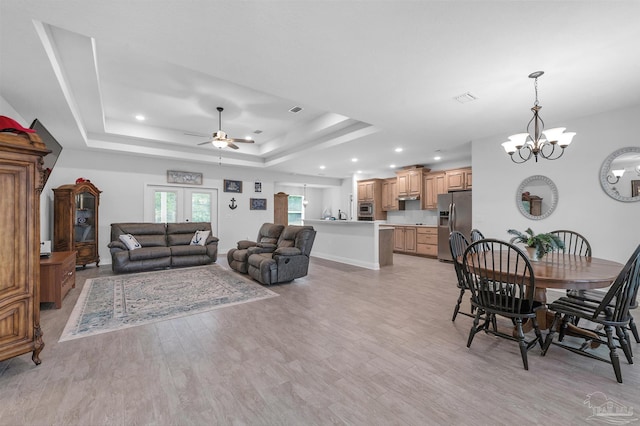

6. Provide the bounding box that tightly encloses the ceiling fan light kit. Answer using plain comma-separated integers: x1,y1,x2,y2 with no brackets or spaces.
501,71,576,164
197,107,256,150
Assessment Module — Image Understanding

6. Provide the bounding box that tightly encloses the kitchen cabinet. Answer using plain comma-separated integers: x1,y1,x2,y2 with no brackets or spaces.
393,226,417,253
422,172,446,210
396,168,427,198
357,180,375,202
416,227,438,257
446,167,472,192
357,179,387,220
382,177,402,211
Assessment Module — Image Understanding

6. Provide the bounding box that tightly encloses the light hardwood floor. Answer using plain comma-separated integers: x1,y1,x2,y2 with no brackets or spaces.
1,254,638,425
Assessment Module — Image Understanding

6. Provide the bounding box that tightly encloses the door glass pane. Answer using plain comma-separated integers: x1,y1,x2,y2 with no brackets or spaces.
75,192,95,242
155,191,177,223
191,192,212,222
288,195,304,225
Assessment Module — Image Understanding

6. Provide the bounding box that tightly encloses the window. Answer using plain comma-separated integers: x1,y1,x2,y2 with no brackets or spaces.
288,195,304,225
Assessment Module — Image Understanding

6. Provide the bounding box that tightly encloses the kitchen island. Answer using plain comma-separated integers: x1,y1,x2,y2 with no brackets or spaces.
303,219,393,270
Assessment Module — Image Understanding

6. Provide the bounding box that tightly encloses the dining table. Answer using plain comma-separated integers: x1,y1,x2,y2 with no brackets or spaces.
463,250,624,340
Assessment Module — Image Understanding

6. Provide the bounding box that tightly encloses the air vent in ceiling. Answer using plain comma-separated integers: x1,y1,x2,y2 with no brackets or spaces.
454,92,478,103
253,130,263,134
289,106,303,113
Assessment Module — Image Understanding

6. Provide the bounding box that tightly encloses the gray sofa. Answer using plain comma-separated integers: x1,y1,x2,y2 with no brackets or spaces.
108,222,219,273
227,223,285,274
246,225,316,285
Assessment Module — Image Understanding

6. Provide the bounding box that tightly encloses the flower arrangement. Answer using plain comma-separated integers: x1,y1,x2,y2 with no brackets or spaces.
507,228,565,260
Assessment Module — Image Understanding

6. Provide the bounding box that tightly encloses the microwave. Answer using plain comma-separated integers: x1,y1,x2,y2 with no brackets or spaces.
358,202,374,216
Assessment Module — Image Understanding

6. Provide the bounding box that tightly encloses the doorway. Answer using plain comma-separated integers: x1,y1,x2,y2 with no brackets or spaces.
144,185,219,236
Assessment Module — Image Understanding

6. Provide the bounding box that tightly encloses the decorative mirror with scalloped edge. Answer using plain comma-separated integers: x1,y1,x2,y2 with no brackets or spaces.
516,175,558,220
600,147,640,202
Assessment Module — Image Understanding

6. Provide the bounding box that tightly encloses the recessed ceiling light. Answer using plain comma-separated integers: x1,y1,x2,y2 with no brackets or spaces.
351,158,358,162
434,156,442,161
135,114,145,121
390,164,396,168
357,170,362,174
319,165,326,170
395,147,403,152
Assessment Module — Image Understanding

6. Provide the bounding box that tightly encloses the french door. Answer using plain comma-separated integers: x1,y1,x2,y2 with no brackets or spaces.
144,185,218,236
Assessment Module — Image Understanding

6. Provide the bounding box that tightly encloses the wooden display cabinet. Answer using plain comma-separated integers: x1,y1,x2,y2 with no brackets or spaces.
53,181,101,267
0,131,47,365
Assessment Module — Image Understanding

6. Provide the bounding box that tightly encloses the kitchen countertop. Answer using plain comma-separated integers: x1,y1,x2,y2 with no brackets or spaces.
386,223,437,228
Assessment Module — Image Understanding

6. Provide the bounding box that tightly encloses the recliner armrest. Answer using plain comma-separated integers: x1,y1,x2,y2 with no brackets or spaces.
237,240,257,249
247,245,277,255
274,247,302,256
108,241,127,251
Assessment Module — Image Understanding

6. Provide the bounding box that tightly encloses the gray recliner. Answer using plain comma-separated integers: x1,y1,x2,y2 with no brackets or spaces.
227,223,285,274
246,225,316,285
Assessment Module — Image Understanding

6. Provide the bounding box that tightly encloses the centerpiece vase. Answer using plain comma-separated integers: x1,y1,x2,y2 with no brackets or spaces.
525,246,543,262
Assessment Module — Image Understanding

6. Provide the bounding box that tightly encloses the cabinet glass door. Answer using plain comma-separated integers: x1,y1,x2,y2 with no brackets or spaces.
74,191,96,242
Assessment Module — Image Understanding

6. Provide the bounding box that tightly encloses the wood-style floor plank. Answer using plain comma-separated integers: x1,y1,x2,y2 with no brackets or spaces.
1,253,638,425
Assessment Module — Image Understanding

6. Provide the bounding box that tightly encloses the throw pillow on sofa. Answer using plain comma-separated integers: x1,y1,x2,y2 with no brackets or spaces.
119,233,141,250
190,230,210,246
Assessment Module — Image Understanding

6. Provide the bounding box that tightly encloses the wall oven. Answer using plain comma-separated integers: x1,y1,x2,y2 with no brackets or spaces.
358,202,374,220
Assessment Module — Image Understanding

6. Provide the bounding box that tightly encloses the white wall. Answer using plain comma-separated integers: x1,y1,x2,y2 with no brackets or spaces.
42,148,343,266
472,104,640,264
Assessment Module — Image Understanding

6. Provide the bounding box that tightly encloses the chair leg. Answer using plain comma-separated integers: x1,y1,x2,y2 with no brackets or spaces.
542,313,560,356
629,315,640,343
604,325,623,383
615,326,633,364
467,309,483,348
558,315,571,342
532,317,544,350
514,318,529,370
452,288,465,321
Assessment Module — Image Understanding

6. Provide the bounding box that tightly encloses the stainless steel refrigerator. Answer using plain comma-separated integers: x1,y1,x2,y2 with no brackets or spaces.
437,191,472,261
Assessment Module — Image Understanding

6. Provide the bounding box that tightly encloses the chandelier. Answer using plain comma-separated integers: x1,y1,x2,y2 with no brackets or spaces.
501,71,576,163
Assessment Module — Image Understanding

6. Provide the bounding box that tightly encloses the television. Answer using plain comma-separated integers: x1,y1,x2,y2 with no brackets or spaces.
30,119,63,186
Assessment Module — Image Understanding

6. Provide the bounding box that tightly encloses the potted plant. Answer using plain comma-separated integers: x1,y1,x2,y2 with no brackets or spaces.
507,228,565,261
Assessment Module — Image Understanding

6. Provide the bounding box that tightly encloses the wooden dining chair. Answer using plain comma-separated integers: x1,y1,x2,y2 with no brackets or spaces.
470,229,485,243
462,239,544,370
541,244,640,383
550,229,592,257
449,231,472,321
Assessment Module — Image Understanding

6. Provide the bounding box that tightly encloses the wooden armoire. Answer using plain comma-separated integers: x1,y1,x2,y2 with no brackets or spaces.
0,131,47,365
53,181,101,267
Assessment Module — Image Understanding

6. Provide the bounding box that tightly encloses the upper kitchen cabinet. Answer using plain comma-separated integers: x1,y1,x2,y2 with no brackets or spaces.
396,166,429,199
382,177,403,211
357,180,376,202
422,172,446,210
445,167,472,192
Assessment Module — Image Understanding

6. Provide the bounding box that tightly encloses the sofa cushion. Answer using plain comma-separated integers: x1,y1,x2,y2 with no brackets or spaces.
167,222,215,246
128,246,172,261
111,223,167,247
170,245,208,256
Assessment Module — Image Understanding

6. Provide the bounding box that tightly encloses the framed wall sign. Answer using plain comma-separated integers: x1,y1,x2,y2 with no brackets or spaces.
250,198,267,210
254,181,262,192
224,179,242,193
167,170,203,185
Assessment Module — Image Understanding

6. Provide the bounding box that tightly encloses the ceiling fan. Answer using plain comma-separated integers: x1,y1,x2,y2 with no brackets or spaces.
197,107,255,150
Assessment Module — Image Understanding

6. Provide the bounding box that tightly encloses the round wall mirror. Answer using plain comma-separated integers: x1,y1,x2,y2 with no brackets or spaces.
600,146,640,202
516,175,558,220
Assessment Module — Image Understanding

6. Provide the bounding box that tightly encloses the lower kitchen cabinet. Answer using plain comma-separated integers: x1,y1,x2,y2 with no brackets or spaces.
393,226,437,257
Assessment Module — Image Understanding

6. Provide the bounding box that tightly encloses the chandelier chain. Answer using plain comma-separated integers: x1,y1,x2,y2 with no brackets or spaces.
533,76,539,107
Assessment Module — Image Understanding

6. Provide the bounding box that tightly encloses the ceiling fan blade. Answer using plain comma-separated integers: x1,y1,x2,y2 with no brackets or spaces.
228,138,255,144
227,142,240,150
197,140,212,146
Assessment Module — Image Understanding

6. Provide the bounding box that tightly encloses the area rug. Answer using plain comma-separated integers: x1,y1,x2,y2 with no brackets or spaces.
59,265,278,342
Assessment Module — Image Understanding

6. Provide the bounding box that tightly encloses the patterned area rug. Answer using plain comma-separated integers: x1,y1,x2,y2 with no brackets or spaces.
59,265,278,342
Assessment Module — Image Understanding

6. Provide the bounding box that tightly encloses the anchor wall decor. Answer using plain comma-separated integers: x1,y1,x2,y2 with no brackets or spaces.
228,198,237,210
